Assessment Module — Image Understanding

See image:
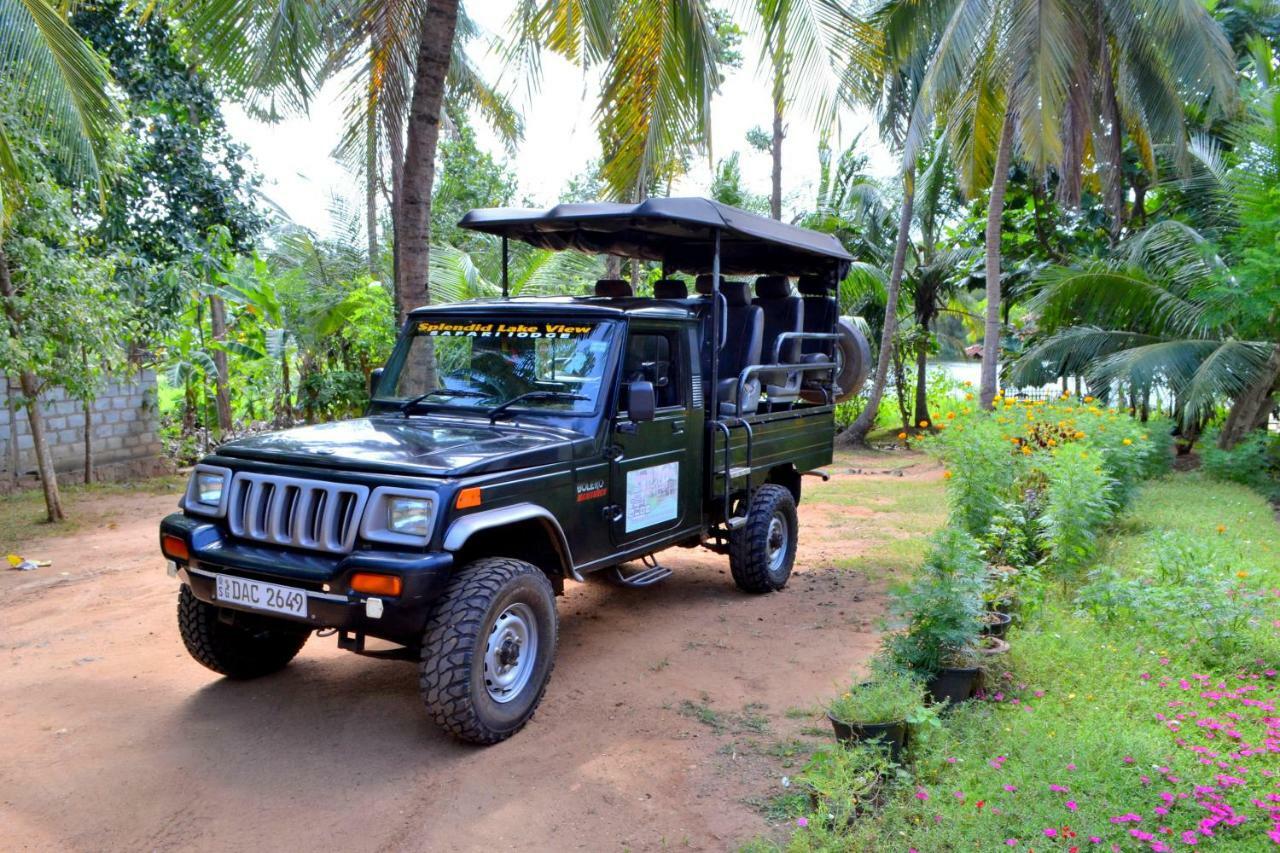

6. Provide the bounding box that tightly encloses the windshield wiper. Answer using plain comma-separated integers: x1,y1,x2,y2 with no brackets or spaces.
398,388,490,416
487,391,588,423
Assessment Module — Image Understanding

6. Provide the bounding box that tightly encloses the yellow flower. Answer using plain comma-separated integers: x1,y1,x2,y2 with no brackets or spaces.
946,411,956,420
1084,396,1094,403
1047,438,1057,447
943,471,953,479
1021,445,1032,456
1074,431,1086,439
1217,524,1227,535
919,420,930,428
898,432,908,440
1123,438,1132,446
963,380,973,387
965,393,975,401
1236,570,1248,579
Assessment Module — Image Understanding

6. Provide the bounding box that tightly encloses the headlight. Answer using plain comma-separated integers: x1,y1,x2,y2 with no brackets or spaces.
184,464,232,517
195,471,225,505
387,497,433,537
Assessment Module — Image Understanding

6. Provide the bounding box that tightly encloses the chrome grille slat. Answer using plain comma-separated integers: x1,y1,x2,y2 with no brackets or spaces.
226,473,369,554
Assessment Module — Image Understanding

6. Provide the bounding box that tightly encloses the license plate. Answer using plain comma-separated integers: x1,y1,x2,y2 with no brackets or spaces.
214,574,309,619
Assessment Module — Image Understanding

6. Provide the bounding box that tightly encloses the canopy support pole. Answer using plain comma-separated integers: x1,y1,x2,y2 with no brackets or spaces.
709,228,721,416
501,236,509,298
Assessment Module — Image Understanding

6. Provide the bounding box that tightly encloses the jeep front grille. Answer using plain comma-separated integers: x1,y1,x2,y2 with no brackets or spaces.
226,473,370,554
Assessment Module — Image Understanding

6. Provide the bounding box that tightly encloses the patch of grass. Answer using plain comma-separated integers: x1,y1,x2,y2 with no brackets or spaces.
678,698,773,736
746,791,812,823
0,475,185,555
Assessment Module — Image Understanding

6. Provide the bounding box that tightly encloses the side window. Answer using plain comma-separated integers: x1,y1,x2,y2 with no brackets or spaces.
622,330,683,412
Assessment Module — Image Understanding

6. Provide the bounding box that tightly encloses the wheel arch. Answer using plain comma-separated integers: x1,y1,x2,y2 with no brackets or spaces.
766,464,802,504
442,504,580,590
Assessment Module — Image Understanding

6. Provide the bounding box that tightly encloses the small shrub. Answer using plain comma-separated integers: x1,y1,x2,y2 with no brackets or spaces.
1038,445,1114,583
1201,428,1280,500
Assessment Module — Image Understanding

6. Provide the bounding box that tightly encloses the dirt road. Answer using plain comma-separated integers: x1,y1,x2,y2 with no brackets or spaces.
0,458,939,851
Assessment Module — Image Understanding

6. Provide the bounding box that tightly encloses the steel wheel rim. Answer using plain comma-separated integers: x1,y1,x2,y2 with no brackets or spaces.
483,602,538,704
767,512,789,574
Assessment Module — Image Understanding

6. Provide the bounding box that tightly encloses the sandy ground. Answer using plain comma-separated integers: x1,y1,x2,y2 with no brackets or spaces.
0,459,940,852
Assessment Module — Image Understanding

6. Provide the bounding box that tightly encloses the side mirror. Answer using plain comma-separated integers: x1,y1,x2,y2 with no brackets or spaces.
627,380,656,422
368,367,384,398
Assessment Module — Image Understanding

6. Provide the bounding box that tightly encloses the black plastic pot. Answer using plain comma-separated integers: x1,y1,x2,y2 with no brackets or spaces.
925,667,981,705
827,713,908,761
980,611,1013,639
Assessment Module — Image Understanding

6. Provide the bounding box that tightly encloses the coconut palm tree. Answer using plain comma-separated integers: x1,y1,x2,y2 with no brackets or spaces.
1009,221,1275,446
0,0,122,521
874,0,1238,410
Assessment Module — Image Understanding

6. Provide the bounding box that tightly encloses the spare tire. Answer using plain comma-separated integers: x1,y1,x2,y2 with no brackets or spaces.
801,317,871,404
832,317,872,403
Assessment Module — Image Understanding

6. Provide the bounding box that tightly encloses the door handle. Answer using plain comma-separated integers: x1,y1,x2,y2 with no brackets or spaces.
671,422,685,435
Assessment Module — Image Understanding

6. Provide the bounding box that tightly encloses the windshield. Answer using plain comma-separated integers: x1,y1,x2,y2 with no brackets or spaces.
375,316,618,416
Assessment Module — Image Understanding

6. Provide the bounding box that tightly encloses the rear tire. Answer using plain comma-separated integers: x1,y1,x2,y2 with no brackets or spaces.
177,585,310,679
729,485,798,594
419,558,558,745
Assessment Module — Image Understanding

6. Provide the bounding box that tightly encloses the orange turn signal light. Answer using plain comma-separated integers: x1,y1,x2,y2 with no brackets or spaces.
161,534,189,561
455,487,482,509
350,572,403,597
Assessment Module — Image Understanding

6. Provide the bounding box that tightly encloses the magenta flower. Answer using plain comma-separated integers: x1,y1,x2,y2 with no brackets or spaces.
1066,800,1078,812
915,789,929,801
796,817,808,828
1004,784,1017,792
1044,828,1058,838
1066,763,1077,771
1005,840,1017,847
1050,784,1070,793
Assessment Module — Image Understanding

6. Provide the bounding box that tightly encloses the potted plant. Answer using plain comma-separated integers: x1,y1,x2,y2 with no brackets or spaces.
977,635,1010,656
980,610,1013,638
826,670,923,761
884,527,986,706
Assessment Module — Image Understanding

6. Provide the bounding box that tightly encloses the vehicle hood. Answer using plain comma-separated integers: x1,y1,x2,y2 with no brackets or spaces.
214,417,577,477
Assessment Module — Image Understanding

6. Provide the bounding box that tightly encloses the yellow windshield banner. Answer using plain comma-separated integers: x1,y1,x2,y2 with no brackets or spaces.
417,320,596,339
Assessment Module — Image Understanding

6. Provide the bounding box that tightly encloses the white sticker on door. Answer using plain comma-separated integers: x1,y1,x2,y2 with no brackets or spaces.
625,462,679,533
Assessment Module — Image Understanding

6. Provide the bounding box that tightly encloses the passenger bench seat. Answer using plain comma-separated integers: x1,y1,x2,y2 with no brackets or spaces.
753,275,804,408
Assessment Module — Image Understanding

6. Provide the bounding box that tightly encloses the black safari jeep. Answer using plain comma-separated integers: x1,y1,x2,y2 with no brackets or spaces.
160,198,869,744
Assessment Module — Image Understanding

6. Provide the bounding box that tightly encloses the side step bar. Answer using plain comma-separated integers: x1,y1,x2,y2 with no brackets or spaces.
611,555,672,587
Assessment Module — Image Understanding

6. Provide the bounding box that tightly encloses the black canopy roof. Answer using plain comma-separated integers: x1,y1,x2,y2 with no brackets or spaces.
457,197,852,279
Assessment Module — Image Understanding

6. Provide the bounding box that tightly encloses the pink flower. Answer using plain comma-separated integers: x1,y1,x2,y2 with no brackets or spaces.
954,791,965,801
1066,801,1078,812
1005,841,1018,847
915,789,929,801
796,817,808,828
1050,784,1070,793
1044,828,1058,838
1004,784,1017,792
1067,763,1077,771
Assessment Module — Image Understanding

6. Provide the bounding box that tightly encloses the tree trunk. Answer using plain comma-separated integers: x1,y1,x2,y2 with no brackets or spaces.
279,344,292,427
980,111,1015,409
386,105,405,314
396,0,460,327
840,177,915,447
0,242,64,521
770,66,784,221
366,64,380,279
1101,38,1126,246
82,397,93,485
208,295,233,436
1218,344,1280,449
913,344,930,428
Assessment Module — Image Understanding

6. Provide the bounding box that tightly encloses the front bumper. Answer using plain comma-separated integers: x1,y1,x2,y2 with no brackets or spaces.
161,513,454,642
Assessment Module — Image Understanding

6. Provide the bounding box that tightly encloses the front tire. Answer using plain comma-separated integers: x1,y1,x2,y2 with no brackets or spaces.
177,585,310,679
419,558,558,745
729,484,798,594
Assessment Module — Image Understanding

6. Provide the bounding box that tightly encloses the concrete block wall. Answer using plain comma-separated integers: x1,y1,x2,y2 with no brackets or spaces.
0,370,169,492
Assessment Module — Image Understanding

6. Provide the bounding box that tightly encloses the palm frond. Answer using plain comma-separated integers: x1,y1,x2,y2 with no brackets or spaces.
0,0,121,193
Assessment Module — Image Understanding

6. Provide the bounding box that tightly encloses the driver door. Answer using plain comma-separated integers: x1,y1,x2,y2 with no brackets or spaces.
608,326,698,548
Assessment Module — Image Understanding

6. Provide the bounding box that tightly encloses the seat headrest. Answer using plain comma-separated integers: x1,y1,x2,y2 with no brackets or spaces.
721,280,751,307
797,275,833,296
653,279,688,299
595,278,632,298
754,275,791,300
694,274,724,295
